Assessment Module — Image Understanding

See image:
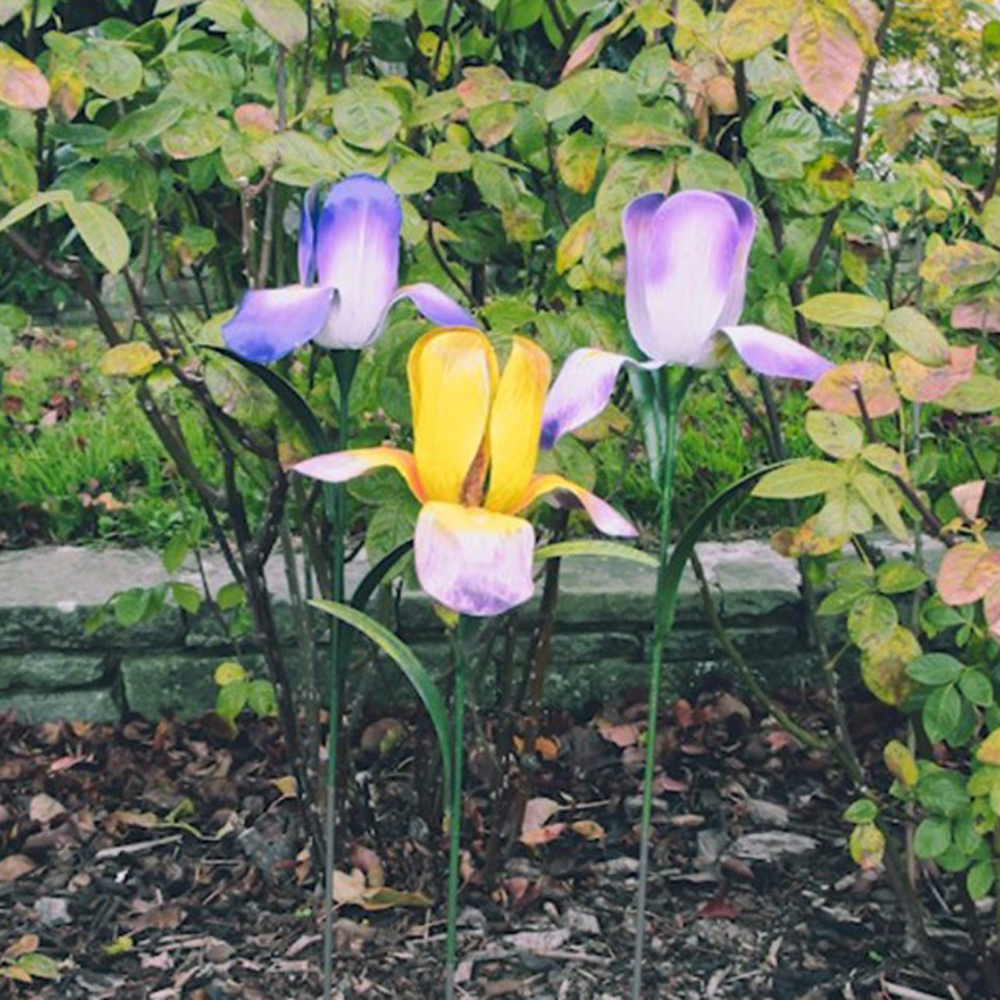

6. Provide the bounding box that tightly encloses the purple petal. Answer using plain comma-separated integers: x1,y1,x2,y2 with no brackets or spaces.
294,446,424,501
414,501,536,617
388,282,478,329
720,324,834,382
715,192,757,328
314,174,402,350
297,184,321,286
221,285,335,363
623,190,743,366
539,348,630,450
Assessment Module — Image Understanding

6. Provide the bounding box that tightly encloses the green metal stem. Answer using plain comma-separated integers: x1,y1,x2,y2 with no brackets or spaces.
445,616,470,999
322,349,359,1000
630,367,692,1000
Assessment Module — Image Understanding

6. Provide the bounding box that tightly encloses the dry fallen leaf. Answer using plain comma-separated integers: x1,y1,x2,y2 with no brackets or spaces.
0,855,35,882
29,793,66,825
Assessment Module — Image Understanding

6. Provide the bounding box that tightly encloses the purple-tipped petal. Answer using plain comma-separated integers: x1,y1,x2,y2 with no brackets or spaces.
388,282,478,329
715,192,757,329
540,348,654,449
624,190,744,366
720,324,834,382
297,184,321,286
294,446,425,502
314,174,402,350
414,501,536,617
221,285,335,363
516,474,637,537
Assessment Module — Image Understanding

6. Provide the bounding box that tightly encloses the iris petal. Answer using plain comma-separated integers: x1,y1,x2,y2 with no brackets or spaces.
624,190,742,366
313,174,402,350
715,192,757,330
297,183,321,287
293,446,425,502
516,473,637,537
389,282,478,329
414,501,536,616
409,328,496,503
719,324,834,382
485,337,551,514
221,285,335,363
540,348,647,449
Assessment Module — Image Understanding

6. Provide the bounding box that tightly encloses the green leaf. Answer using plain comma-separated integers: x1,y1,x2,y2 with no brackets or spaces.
65,201,130,274
882,307,950,366
216,581,245,611
0,189,73,235
747,108,821,180
982,196,1000,247
350,540,415,613
796,292,887,329
161,114,229,160
922,684,962,745
387,152,437,195
917,770,970,817
805,411,862,459
875,561,927,595
217,679,249,719
311,601,452,795
908,653,964,686
15,953,60,980
247,678,278,717
959,669,994,708
81,42,143,100
851,469,907,542
939,375,1000,414
913,816,951,859
111,98,188,146
365,496,419,567
534,540,657,568
843,798,877,824
968,859,995,900
752,459,846,499
170,581,201,614
847,594,898,649
113,588,152,627
246,0,308,48
333,85,402,151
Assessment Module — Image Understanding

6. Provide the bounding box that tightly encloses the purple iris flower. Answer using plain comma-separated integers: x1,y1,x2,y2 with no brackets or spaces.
539,189,834,448
222,174,476,363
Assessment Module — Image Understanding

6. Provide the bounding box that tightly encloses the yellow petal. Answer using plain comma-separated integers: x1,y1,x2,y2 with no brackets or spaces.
515,473,636,537
485,336,551,513
408,328,496,503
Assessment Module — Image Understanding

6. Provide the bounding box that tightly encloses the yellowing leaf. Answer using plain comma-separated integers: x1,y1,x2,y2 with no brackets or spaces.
271,775,297,799
103,935,134,956
861,626,919,706
571,819,605,841
849,822,885,871
796,292,886,328
214,660,247,686
808,362,900,418
752,459,846,499
883,740,918,787
719,0,802,61
246,0,307,49
100,343,161,378
556,210,593,274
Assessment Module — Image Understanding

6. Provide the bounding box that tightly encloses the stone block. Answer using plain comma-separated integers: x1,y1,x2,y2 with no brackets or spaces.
0,651,112,691
1,685,121,723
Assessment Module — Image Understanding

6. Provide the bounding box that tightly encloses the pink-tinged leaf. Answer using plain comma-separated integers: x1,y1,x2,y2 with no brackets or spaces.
920,240,1000,289
890,345,977,403
697,900,741,919
456,65,511,109
520,797,566,846
561,13,628,79
596,718,640,748
234,102,277,135
808,361,900,417
984,583,1000,643
788,1,864,115
937,544,1000,607
951,300,1000,333
0,43,50,110
653,775,689,794
952,480,986,521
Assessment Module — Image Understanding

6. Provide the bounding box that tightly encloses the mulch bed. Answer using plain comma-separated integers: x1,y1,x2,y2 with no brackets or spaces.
0,688,987,998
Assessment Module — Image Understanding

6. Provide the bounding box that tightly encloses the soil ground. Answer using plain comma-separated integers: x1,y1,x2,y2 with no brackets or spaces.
0,688,987,999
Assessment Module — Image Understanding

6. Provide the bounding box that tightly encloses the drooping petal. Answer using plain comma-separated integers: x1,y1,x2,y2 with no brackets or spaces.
516,473,637,538
414,501,536,616
293,446,425,502
408,328,496,504
715,192,757,329
624,190,743,366
388,282,478,328
719,324,834,382
313,174,402,350
297,183,321,287
485,337,551,513
221,285,336,363
539,348,634,449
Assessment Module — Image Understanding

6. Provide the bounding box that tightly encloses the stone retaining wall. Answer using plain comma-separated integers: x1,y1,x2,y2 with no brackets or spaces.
0,539,916,723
